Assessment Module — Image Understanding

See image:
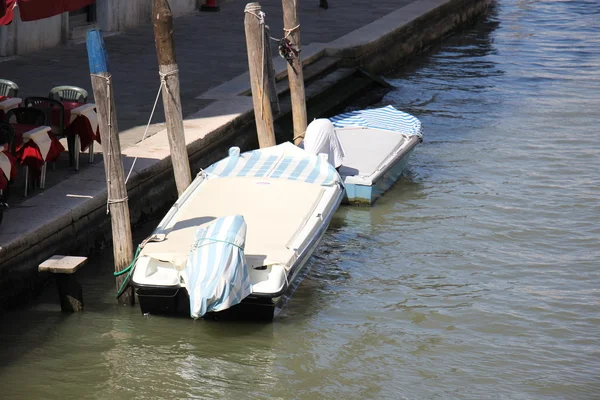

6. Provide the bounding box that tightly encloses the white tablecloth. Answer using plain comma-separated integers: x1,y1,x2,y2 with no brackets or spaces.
0,97,22,111
0,152,11,179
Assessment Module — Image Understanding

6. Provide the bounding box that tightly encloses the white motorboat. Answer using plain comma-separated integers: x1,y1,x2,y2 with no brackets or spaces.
130,142,344,321
329,105,423,205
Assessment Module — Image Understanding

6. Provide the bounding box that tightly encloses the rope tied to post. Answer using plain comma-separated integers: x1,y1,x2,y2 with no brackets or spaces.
158,68,179,99
91,73,123,215
293,133,305,142
91,70,180,214
283,24,300,38
123,68,179,186
269,25,301,74
243,4,264,20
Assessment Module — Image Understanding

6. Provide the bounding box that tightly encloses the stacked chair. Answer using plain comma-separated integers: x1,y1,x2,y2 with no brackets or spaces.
48,86,92,169
0,79,19,97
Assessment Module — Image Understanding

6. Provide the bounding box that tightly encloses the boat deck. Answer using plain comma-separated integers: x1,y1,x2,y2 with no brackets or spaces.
140,176,325,271
336,127,408,185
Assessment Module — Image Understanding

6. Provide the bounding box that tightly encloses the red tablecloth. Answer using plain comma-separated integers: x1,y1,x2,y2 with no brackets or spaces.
51,100,82,129
54,101,100,151
0,172,6,191
12,124,64,177
69,115,99,150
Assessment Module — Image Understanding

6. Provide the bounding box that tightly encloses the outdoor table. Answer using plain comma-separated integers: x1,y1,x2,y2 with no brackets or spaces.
64,102,100,151
13,124,64,196
0,150,17,191
0,96,22,121
13,124,64,166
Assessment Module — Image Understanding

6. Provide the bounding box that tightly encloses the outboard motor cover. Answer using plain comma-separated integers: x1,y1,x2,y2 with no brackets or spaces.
303,118,346,168
183,215,251,318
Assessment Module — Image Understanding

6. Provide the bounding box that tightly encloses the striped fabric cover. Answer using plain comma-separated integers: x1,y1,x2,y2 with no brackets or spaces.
329,105,423,138
204,142,339,186
184,215,252,319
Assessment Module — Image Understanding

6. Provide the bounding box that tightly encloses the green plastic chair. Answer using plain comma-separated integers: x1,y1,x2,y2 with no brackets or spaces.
0,79,19,97
48,86,88,103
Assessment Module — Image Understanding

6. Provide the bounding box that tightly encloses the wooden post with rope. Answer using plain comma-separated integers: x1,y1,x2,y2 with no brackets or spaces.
153,0,192,196
244,2,276,148
86,29,134,306
282,0,307,145
264,25,280,115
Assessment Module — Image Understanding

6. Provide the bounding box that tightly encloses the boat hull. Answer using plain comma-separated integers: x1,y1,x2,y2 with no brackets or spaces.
136,285,190,316
331,105,423,206
133,185,343,321
344,143,417,206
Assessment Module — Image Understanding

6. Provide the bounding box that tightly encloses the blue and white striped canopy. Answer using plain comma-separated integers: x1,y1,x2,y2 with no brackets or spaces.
204,142,339,186
329,105,423,138
184,215,251,319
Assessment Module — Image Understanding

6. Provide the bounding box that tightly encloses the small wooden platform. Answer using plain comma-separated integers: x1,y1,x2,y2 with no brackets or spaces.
39,255,88,274
39,255,88,312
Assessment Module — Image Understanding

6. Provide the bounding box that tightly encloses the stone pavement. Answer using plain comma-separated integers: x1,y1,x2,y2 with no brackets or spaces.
1,0,415,206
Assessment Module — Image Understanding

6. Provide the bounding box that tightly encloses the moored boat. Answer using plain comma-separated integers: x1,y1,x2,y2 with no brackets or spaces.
328,105,423,205
130,142,344,321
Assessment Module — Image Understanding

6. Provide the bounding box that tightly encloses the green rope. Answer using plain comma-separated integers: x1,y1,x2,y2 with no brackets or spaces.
116,245,142,298
114,238,240,298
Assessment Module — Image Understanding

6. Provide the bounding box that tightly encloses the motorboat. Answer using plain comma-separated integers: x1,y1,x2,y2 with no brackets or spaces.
329,105,423,205
130,142,344,321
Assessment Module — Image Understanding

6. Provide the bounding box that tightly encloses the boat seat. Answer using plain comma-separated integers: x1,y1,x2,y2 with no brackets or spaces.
336,127,408,183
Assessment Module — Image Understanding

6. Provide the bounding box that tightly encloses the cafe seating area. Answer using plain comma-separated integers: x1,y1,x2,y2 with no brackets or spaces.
0,78,101,209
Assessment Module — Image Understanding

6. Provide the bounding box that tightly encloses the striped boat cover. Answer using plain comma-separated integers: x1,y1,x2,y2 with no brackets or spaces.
329,105,423,137
184,215,251,318
204,142,339,186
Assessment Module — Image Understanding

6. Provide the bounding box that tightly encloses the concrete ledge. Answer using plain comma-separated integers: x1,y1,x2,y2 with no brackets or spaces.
0,0,493,310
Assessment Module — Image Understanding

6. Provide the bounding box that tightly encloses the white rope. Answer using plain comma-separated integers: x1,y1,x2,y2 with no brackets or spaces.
268,24,300,42
124,69,179,184
107,196,128,206
92,69,179,214
284,24,300,37
91,73,117,214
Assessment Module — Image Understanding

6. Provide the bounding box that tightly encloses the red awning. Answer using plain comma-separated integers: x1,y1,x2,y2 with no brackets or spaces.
18,0,96,22
0,0,16,26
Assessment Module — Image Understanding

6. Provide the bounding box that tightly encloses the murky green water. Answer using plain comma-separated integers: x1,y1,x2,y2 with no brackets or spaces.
1,1,599,399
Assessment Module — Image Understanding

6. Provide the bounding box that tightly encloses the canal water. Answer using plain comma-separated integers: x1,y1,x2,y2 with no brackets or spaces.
1,1,599,398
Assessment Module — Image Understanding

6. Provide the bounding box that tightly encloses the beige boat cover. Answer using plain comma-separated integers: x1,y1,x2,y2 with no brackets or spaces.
140,176,325,272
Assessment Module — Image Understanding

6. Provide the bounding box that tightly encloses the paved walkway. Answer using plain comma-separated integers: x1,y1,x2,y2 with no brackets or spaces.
1,0,415,206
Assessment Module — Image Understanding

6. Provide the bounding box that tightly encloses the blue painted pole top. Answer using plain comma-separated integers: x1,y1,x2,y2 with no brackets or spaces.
86,29,110,74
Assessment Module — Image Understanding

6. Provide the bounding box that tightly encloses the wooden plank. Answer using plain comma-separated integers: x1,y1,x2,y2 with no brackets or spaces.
39,255,88,274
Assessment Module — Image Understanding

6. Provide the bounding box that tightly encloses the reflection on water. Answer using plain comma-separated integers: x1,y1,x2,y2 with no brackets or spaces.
1,1,600,398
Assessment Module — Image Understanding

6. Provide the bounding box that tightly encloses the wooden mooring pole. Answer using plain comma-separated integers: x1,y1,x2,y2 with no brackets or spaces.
264,24,280,115
86,30,135,306
282,0,307,145
153,0,192,196
244,2,276,148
